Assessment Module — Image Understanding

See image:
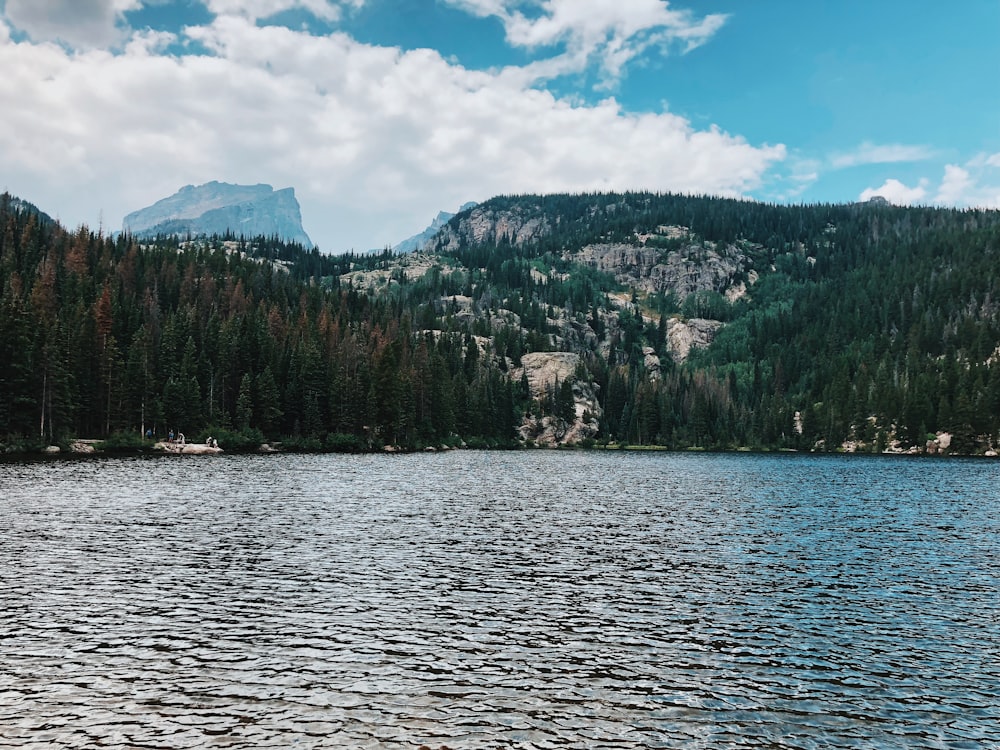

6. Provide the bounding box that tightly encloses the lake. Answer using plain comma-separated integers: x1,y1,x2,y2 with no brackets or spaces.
1,451,998,748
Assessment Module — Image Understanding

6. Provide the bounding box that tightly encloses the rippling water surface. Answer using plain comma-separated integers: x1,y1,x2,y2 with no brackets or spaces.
2,451,999,748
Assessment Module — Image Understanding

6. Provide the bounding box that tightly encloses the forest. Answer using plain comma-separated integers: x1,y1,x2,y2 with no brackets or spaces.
2,190,999,454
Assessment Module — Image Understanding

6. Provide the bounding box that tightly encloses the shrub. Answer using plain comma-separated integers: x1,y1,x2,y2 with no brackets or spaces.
280,435,324,453
325,432,366,452
97,432,155,452
195,426,264,452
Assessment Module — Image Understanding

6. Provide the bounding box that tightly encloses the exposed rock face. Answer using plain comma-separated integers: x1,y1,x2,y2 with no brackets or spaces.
434,203,553,250
517,352,580,398
666,317,723,363
513,352,601,446
570,240,751,298
123,182,313,247
341,253,442,288
430,202,756,305
642,347,662,379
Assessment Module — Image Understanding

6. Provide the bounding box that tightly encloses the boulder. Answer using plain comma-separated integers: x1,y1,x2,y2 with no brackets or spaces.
154,441,223,455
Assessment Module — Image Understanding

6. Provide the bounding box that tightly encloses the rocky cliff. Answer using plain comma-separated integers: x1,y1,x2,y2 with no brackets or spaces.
122,181,313,247
570,237,753,299
431,200,758,302
434,202,554,250
513,352,602,446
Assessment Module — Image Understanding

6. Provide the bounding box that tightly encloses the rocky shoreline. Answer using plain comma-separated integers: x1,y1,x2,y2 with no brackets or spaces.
8,438,999,459
26,439,225,457
152,441,223,455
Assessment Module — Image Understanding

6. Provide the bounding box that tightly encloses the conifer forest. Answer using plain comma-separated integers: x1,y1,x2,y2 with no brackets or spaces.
3,191,1000,454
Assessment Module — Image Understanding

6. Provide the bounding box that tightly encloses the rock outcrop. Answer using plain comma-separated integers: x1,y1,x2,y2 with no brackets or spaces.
123,182,313,247
666,317,724,363
154,441,223,455
570,240,751,298
514,352,601,446
433,203,553,251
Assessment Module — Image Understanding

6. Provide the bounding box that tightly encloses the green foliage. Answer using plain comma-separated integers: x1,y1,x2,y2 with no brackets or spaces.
556,379,576,422
324,432,366,452
97,431,155,452
280,435,325,452
195,425,264,452
3,189,1000,454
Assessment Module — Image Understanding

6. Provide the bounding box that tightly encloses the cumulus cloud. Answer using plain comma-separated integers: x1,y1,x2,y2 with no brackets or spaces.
859,159,1000,209
859,178,929,205
0,11,782,251
3,0,139,48
934,159,1000,208
934,164,975,205
443,0,726,84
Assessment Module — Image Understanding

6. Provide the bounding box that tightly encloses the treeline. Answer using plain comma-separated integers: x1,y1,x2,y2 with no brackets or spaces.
0,194,520,451
437,193,1000,452
3,189,1000,453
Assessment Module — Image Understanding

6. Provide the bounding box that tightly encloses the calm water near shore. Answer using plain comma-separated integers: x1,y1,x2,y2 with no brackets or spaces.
1,451,998,748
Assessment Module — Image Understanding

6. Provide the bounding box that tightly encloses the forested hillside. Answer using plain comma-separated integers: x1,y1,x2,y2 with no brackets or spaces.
2,190,999,454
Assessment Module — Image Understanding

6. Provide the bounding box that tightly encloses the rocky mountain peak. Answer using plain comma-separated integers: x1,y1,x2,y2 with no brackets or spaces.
122,181,313,247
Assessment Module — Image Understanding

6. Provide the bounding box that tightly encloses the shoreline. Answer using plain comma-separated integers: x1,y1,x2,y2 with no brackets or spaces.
3,439,997,460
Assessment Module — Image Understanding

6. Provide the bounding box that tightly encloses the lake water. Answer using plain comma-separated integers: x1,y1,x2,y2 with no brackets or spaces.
1,451,998,749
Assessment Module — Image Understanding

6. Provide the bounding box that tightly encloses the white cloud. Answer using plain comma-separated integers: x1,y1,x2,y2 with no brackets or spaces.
3,0,140,48
859,159,1000,209
830,141,935,169
859,178,929,206
443,0,726,85
0,12,782,251
204,0,345,23
934,164,975,205
934,161,1000,208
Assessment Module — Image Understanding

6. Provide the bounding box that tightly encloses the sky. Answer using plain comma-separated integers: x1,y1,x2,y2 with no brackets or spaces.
1,0,999,253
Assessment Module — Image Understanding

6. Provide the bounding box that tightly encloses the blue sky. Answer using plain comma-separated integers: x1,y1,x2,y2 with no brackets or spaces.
1,0,998,251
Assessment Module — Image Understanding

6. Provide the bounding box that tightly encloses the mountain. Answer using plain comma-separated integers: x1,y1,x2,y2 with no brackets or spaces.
4,188,1000,455
391,202,477,254
122,181,313,247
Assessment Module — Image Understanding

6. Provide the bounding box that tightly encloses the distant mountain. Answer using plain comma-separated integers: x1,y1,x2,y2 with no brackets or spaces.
391,202,477,254
122,181,313,247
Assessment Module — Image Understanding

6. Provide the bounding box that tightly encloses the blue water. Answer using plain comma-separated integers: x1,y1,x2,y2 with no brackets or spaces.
1,451,998,748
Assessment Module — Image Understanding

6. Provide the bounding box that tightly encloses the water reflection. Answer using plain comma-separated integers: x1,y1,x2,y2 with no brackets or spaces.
2,452,998,748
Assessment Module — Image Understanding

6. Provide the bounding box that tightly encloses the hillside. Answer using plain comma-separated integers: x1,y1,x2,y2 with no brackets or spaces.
2,190,1000,454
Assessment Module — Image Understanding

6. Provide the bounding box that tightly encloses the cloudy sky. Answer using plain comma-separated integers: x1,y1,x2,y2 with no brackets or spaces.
2,0,998,252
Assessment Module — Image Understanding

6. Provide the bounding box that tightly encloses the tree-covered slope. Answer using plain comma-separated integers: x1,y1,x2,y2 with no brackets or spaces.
2,189,999,454
425,192,1000,452
0,193,518,451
